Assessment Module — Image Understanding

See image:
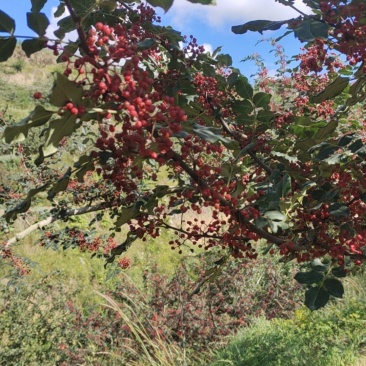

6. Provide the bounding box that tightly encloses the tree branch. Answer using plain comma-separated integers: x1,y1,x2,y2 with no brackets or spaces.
167,150,284,246
63,0,96,60
207,98,273,175
3,201,113,250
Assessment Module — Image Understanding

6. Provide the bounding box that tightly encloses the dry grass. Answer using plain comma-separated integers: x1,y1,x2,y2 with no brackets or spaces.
96,290,201,366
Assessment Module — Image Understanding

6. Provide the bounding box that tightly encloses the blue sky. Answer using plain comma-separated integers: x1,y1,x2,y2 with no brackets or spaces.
0,0,311,78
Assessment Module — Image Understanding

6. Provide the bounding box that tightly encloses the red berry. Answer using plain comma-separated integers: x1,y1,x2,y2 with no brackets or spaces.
149,151,158,159
70,107,79,115
33,92,42,99
95,22,104,31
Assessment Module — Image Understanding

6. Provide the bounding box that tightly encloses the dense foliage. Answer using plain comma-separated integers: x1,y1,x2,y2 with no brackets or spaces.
212,300,366,366
0,257,301,365
1,0,366,309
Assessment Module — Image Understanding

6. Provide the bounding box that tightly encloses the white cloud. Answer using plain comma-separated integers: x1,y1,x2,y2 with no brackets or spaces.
167,0,311,30
46,7,78,42
202,43,213,54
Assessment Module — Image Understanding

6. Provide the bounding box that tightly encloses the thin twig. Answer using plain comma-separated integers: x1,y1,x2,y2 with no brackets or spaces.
63,0,96,60
207,97,273,175
167,150,284,246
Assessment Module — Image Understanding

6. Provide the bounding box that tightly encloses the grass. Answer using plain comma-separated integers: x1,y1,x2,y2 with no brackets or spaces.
211,273,366,366
0,46,60,121
211,314,363,366
96,290,200,366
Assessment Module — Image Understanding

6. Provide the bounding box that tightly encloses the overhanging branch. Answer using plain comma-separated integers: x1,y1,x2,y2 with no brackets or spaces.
3,202,113,250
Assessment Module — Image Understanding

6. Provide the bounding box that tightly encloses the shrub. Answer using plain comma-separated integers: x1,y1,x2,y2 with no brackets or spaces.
61,255,301,363
0,254,302,365
0,276,78,365
211,302,366,366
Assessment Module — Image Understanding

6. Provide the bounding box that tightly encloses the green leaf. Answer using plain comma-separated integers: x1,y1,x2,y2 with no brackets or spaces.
311,76,349,104
217,53,232,67
338,134,354,147
311,142,338,161
70,0,96,17
332,266,347,278
305,286,330,310
31,0,48,12
5,184,49,222
75,155,95,182
115,207,139,227
21,38,48,57
310,258,329,272
236,114,256,126
56,42,79,62
347,77,366,107
48,168,72,200
278,174,291,197
0,10,15,34
98,0,117,11
202,63,216,77
234,141,257,160
338,65,353,76
232,99,253,115
329,203,350,217
254,217,270,229
56,16,76,35
2,105,55,144
294,20,329,42
302,0,321,9
253,92,271,108
192,124,240,150
315,119,338,140
137,38,156,50
207,266,223,283
263,211,286,222
212,46,222,58
271,151,298,163
257,109,274,123
324,278,344,298
26,12,50,36
54,3,66,17
296,138,316,153
227,72,239,87
232,19,288,35
294,270,324,284
42,113,78,158
349,138,363,153
105,233,138,268
235,76,253,99
146,0,174,12
50,72,83,107
111,233,138,258
0,36,16,62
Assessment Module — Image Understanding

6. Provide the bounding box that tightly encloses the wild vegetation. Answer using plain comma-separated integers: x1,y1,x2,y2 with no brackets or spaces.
1,0,366,364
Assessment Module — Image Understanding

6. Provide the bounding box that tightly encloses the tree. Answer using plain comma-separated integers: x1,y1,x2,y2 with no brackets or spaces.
1,0,366,310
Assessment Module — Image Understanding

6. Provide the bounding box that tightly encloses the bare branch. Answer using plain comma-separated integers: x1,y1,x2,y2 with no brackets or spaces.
3,202,113,250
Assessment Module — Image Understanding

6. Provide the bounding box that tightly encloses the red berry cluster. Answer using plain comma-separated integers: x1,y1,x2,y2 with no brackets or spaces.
1,244,30,275
117,256,131,269
320,0,366,68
